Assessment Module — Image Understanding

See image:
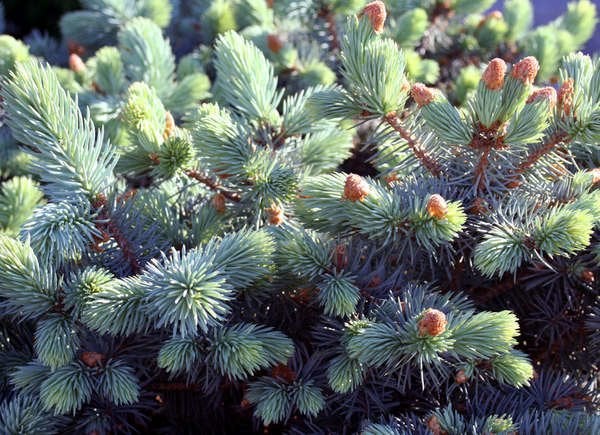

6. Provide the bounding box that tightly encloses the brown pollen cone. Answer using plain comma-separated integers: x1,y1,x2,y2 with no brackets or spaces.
69,53,86,73
411,83,437,107
359,1,387,33
163,111,175,140
81,351,105,368
482,58,507,90
211,193,226,214
487,10,503,20
580,269,595,284
266,204,285,225
510,56,539,85
526,87,557,109
267,34,284,53
590,168,600,185
455,369,468,384
426,194,448,219
418,308,447,337
558,78,574,117
343,174,370,202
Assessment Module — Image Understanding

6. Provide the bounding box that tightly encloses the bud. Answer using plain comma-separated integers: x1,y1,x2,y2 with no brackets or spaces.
558,78,574,117
580,269,595,284
469,197,489,215
426,194,448,219
487,10,503,20
69,53,86,73
590,168,600,185
211,193,226,214
80,351,104,368
265,204,285,225
427,415,444,435
343,174,370,202
267,34,284,53
271,363,296,382
163,111,175,140
510,56,539,85
359,1,387,34
411,83,436,107
482,58,506,90
478,10,503,28
418,308,447,337
455,369,468,384
526,86,557,109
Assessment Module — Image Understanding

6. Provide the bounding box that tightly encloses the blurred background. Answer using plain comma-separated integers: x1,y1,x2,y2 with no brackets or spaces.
1,0,599,51
2,0,79,37
491,0,599,52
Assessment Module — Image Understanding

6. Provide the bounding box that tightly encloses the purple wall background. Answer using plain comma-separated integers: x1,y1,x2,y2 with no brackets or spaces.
492,0,599,53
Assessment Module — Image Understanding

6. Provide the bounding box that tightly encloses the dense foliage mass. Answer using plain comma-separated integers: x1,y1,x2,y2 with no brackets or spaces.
0,0,599,434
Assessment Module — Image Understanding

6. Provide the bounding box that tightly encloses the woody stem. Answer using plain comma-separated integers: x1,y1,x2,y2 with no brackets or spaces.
184,170,241,202
384,112,442,176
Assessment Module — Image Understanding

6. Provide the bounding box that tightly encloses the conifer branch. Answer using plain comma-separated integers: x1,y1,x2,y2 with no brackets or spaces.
0,3,599,433
515,131,571,175
184,170,241,202
383,112,442,176
92,194,141,275
470,122,507,191
474,149,490,192
506,131,571,188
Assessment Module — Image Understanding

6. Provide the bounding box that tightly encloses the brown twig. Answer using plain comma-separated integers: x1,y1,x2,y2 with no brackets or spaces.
506,131,570,188
470,122,507,192
184,169,241,202
469,121,506,150
515,131,570,175
92,193,142,274
383,112,442,176
474,148,490,192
